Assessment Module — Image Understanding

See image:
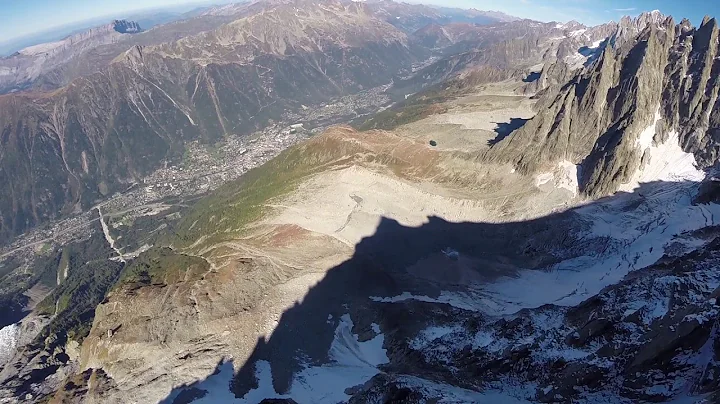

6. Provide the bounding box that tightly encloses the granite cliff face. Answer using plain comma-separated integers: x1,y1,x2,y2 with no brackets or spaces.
485,12,720,198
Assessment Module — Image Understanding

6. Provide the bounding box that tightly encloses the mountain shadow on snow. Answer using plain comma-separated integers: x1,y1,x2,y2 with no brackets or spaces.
158,179,720,403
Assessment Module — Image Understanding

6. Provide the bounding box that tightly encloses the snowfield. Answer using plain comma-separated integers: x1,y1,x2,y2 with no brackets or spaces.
0,323,19,367
484,180,719,314
377,178,720,317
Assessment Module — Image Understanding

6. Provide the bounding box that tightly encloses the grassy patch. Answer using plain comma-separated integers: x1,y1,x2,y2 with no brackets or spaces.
115,247,209,288
357,103,448,131
39,243,52,254
169,136,360,250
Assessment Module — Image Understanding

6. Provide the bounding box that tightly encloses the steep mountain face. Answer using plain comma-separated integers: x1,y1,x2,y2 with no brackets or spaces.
158,0,409,63
0,0,422,244
396,19,614,95
485,12,720,198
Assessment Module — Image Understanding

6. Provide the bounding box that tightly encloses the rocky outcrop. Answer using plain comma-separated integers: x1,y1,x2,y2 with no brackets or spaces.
486,12,720,198
109,20,142,34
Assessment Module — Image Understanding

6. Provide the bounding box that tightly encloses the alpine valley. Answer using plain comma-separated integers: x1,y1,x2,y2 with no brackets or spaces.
2,1,720,403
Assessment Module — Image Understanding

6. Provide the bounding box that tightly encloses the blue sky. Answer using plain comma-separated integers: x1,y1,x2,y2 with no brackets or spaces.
0,0,719,44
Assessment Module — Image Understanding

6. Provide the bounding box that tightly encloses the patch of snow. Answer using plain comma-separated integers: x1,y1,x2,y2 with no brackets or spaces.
241,313,388,403
564,52,588,69
535,172,554,186
635,107,662,151
441,247,460,259
371,291,484,312
569,29,587,37
473,330,495,349
0,323,19,366
621,129,704,192
410,325,464,350
172,361,237,403
534,160,580,196
238,360,278,403
519,309,597,362
683,309,719,325
556,160,580,196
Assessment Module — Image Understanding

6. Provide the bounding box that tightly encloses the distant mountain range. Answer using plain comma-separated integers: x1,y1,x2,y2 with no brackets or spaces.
0,0,532,244
0,0,239,57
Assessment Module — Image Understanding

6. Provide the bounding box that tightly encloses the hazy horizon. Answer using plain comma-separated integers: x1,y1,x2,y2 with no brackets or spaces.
0,0,236,48
2,0,719,54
